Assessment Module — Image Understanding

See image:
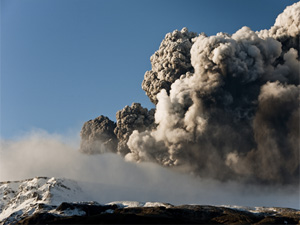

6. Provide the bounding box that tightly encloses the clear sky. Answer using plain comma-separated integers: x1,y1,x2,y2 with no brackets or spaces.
1,0,298,139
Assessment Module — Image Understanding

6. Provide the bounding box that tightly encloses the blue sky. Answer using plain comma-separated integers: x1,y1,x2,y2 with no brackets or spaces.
1,0,298,139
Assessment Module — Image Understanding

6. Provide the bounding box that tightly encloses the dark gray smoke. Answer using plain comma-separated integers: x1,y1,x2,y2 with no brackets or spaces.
114,103,155,156
80,2,300,185
142,27,198,104
81,103,155,156
80,116,117,154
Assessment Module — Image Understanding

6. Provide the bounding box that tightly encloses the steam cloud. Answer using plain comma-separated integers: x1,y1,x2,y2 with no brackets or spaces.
80,3,300,185
0,131,299,208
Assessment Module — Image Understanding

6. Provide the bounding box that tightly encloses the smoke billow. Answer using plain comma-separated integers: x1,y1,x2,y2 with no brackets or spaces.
80,116,118,154
80,3,300,185
80,103,155,156
0,130,299,208
142,28,198,104
114,103,155,156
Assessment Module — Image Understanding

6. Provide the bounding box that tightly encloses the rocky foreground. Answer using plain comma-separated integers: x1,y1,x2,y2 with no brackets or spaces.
1,177,299,224
16,202,300,224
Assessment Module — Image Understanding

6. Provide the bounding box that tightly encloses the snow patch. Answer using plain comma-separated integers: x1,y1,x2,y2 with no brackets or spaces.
107,201,172,208
103,209,114,214
60,208,86,217
107,201,144,208
0,177,85,224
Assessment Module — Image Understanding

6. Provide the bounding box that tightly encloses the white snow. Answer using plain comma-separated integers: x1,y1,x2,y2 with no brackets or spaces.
1,177,299,225
107,201,172,208
0,177,85,224
219,205,299,215
107,201,144,208
143,202,172,208
103,209,114,214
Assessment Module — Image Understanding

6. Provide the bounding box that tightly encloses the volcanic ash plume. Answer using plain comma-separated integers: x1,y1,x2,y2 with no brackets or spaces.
142,27,198,104
80,2,300,185
81,103,155,156
80,116,118,154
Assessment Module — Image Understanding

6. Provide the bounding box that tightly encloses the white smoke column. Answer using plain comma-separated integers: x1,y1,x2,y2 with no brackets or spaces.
258,2,300,39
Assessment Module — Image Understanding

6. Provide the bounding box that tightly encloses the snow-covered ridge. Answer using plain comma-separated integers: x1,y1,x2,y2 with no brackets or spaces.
1,177,299,225
0,177,83,224
220,205,300,215
0,177,175,225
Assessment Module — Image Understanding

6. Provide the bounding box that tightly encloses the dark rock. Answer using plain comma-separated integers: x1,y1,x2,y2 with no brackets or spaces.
16,204,300,225
56,202,118,216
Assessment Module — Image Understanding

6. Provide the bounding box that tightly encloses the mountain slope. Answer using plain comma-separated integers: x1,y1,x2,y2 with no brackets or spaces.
1,177,299,224
0,177,84,225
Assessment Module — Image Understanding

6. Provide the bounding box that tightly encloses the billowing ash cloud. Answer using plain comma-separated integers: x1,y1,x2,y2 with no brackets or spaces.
80,2,300,185
114,103,155,156
81,103,155,156
80,116,117,154
142,28,198,104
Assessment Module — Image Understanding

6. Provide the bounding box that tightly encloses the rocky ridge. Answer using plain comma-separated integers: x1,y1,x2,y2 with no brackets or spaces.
0,177,299,224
